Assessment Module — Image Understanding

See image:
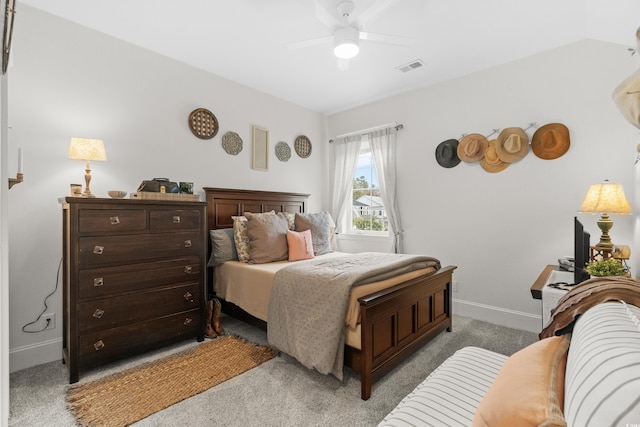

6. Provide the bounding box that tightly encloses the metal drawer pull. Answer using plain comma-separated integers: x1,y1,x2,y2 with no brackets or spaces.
173,216,181,224
93,246,104,255
94,340,105,351
184,266,192,274
184,240,192,248
93,308,105,319
94,277,104,287
110,216,120,225
184,292,194,303
184,318,192,326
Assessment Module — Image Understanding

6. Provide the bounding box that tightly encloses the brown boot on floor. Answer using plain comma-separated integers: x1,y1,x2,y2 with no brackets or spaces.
204,299,217,339
212,298,224,335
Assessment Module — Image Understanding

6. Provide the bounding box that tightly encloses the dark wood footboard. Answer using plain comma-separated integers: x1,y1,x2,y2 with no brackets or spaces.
344,265,456,400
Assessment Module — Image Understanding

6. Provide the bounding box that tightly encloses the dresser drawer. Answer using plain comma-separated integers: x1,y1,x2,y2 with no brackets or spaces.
78,209,147,233
150,209,201,230
78,232,201,266
78,309,201,370
78,283,200,333
78,258,200,300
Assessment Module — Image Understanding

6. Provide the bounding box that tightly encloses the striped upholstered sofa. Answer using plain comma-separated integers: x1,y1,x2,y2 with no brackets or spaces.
378,301,640,427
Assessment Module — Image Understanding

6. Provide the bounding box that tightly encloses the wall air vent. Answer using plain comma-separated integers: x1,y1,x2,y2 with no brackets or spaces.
397,59,425,73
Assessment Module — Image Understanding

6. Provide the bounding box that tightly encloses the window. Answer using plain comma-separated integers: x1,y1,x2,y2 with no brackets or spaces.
350,139,388,234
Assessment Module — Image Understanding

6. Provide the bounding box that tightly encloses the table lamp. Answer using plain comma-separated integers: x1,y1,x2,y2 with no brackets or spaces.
68,137,106,198
579,180,631,248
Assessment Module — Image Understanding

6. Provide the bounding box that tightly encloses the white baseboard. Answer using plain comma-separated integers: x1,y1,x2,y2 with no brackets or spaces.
9,338,63,373
453,298,542,334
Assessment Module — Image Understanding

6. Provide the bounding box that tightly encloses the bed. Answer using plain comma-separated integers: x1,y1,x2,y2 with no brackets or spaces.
203,187,456,400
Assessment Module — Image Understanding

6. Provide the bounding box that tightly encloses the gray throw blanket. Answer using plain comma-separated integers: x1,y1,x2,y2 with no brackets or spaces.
267,252,441,380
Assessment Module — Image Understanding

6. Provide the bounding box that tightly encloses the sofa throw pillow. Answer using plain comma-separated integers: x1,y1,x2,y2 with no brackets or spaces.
471,334,570,427
294,212,333,256
207,228,238,267
245,211,289,264
287,229,314,261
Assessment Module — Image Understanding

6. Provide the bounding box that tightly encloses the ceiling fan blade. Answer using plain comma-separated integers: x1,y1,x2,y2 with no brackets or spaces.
313,0,341,28
359,31,412,47
358,0,400,26
287,34,333,50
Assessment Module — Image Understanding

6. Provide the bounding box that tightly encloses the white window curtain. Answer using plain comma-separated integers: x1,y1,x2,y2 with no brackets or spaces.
369,127,403,253
330,134,362,251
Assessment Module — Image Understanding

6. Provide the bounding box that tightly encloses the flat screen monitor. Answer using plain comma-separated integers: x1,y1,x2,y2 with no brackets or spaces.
574,217,590,285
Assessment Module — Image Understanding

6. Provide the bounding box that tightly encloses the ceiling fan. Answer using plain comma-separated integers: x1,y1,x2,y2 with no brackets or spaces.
288,0,411,63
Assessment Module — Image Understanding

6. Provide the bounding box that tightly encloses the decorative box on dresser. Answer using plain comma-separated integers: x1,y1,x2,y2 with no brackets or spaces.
62,197,207,383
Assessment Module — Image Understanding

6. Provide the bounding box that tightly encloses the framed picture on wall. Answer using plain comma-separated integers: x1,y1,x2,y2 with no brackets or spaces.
252,125,269,171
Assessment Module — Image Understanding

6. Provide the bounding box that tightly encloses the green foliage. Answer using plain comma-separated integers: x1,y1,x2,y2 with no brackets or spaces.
353,215,384,231
585,258,627,277
353,176,369,200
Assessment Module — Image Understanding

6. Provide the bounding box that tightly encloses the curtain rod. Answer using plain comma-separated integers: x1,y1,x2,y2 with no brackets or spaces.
329,123,403,143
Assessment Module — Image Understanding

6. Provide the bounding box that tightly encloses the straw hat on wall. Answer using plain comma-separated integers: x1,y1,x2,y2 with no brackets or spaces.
481,139,509,173
457,133,489,162
495,127,529,163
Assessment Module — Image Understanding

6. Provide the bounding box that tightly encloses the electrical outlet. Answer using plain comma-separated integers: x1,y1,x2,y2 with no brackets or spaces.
452,281,459,292
43,313,55,331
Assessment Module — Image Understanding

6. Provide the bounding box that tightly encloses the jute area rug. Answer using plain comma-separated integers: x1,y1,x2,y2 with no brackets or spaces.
67,335,276,427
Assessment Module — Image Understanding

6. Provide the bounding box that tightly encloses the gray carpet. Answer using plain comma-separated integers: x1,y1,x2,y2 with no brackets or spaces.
9,314,537,427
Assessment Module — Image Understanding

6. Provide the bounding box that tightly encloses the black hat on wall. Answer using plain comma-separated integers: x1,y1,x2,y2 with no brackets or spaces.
435,139,461,168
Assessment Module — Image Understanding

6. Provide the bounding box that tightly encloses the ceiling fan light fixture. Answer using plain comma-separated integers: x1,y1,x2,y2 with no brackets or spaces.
333,26,360,59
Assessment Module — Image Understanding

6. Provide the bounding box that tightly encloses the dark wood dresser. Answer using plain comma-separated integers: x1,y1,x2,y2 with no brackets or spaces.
62,197,207,383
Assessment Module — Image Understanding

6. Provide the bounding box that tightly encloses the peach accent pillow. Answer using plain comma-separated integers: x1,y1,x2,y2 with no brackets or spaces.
472,335,570,427
287,229,314,262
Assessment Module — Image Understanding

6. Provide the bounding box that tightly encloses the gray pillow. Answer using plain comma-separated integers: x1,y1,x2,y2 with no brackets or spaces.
245,211,289,264
207,228,238,267
294,212,333,256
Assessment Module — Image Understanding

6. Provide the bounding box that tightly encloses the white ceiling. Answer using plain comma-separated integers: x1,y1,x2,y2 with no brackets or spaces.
18,0,640,114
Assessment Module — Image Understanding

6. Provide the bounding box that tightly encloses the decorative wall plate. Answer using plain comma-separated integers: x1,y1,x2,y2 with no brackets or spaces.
222,131,243,155
188,108,219,139
275,141,291,162
294,135,312,158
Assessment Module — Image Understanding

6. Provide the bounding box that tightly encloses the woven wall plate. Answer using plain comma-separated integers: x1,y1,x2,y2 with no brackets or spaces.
275,141,291,162
188,108,219,139
222,131,243,155
294,135,312,158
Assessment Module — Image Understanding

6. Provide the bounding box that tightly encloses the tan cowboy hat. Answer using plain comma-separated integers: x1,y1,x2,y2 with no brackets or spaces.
457,133,488,162
481,139,509,173
531,123,570,160
435,139,461,168
612,68,640,129
495,127,529,163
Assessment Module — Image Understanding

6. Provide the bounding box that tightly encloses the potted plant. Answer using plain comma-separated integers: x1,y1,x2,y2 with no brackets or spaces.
585,258,628,277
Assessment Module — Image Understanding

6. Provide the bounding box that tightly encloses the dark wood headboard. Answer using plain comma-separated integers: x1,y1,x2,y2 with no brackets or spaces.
203,187,310,230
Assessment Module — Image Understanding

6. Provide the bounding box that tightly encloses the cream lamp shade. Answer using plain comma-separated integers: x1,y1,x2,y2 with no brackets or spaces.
68,137,107,161
579,180,631,248
68,137,106,198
